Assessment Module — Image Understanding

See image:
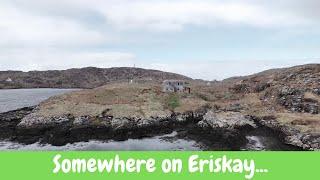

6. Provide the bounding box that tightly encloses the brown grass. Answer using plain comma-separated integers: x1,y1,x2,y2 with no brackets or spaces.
276,113,320,133
36,82,208,119
304,92,320,102
32,81,320,136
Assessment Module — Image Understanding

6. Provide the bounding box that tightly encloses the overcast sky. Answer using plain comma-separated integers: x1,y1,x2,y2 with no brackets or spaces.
0,0,319,80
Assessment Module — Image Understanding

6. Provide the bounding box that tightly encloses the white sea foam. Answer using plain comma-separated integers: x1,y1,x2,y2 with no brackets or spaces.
0,131,201,151
244,136,266,150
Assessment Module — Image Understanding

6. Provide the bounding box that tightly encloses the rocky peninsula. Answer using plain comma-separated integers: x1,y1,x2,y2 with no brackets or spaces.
0,64,319,150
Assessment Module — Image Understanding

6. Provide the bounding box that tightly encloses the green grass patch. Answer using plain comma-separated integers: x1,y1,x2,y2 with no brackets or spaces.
195,92,210,101
165,93,180,111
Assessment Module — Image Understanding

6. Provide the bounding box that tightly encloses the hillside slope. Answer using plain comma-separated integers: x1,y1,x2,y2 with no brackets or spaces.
0,67,191,89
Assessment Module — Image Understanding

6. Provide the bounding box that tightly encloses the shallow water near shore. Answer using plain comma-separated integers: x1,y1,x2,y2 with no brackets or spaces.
0,89,300,151
0,88,77,113
0,128,298,151
0,131,202,151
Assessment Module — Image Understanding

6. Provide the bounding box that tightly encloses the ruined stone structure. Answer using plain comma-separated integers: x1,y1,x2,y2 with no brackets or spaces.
162,80,190,93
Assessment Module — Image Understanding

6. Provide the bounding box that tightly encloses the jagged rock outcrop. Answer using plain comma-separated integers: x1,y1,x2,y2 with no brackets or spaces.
0,104,208,145
254,116,320,150
197,111,257,130
276,86,319,114
0,107,35,137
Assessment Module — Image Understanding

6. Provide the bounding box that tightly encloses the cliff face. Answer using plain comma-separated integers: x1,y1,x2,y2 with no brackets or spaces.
0,67,191,89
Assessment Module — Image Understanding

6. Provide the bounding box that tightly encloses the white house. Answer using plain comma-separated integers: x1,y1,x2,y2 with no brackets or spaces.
5,77,13,82
162,80,190,93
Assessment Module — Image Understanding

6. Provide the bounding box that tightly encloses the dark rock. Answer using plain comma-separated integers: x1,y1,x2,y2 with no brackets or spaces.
254,82,271,92
303,103,319,114
277,86,319,114
313,88,320,95
0,106,34,138
253,116,319,150
231,83,249,93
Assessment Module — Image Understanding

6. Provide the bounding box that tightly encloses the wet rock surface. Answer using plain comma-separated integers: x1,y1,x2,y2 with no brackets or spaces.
0,107,198,146
0,106,35,138
0,107,305,150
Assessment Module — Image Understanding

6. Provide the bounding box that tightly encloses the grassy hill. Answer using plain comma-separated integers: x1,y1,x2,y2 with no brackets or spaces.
0,67,191,89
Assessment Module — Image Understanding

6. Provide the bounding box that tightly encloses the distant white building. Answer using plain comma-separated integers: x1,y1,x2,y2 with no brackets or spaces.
5,77,12,82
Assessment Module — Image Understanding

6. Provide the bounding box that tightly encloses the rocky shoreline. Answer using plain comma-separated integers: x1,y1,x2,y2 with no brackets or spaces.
250,115,320,150
0,106,313,150
1,64,319,150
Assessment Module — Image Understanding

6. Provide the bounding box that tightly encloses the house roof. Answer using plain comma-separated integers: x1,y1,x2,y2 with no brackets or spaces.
163,80,186,83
